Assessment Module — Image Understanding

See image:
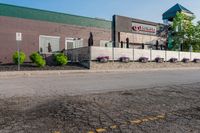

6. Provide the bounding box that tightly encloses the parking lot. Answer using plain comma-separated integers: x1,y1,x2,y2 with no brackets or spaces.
0,69,200,133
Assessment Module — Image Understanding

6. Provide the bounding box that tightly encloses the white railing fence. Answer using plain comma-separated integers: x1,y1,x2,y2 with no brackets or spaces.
90,46,200,62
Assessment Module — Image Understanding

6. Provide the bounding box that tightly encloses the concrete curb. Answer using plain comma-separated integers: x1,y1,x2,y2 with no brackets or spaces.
0,67,200,78
0,70,88,78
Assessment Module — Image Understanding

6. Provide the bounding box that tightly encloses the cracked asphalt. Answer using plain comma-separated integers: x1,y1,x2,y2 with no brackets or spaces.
0,70,200,133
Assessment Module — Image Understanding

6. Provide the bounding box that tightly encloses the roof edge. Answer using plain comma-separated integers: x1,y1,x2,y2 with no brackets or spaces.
114,15,162,26
0,3,111,23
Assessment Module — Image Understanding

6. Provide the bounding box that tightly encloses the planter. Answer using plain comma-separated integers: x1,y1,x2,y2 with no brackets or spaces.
139,57,148,63
182,58,190,63
155,57,164,63
120,57,130,63
170,58,178,63
97,56,109,63
0,62,86,71
193,58,200,63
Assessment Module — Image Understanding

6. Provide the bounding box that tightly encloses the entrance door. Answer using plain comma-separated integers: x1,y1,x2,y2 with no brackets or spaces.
65,38,75,50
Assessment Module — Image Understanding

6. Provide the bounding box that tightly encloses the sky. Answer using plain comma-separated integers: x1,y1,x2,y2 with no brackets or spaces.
0,0,199,23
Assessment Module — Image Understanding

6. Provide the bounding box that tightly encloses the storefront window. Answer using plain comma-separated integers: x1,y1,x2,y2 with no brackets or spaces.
39,35,60,53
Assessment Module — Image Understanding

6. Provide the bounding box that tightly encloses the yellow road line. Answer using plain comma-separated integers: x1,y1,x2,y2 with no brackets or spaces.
130,119,142,124
88,114,166,133
141,118,149,122
110,125,117,129
96,128,107,132
147,117,158,121
88,131,94,133
156,115,165,119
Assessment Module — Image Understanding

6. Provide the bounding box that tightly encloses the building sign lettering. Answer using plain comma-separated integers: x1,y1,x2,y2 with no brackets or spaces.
132,22,156,35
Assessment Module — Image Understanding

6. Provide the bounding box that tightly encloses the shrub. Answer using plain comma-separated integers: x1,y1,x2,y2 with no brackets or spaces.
193,58,200,63
155,57,164,63
30,52,38,63
30,52,46,67
139,57,148,63
97,56,109,63
120,57,130,63
182,58,190,63
54,53,68,66
12,51,26,64
170,58,178,63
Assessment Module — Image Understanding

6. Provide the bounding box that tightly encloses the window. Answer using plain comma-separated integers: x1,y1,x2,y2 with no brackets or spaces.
65,38,83,50
39,35,60,53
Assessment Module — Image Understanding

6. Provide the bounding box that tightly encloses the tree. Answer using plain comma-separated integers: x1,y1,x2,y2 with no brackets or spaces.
193,21,200,51
170,12,198,51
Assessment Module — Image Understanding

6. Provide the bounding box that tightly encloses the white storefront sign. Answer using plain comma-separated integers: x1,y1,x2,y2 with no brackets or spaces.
16,32,22,41
132,22,157,35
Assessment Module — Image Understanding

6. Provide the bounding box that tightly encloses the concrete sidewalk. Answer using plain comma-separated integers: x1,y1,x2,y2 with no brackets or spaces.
0,67,200,78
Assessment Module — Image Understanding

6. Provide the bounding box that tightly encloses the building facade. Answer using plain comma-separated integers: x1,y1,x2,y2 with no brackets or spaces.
0,3,168,63
112,15,167,49
0,3,112,63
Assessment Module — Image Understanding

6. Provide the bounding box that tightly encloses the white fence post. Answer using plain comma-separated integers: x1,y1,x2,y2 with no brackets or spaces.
89,47,200,63
112,47,114,62
89,46,92,62
133,48,135,62
150,48,152,61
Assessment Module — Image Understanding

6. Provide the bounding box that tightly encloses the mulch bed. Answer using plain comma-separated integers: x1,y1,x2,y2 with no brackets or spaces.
0,62,87,71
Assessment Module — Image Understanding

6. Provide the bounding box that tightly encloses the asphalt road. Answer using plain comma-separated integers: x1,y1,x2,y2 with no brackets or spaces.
0,69,200,133
0,69,200,98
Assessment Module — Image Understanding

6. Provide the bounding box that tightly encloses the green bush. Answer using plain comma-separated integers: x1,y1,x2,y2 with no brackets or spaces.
29,52,38,63
12,51,26,64
29,52,46,67
54,53,68,66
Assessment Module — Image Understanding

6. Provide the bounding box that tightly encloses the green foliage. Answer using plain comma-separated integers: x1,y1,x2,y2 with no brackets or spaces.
30,52,38,63
170,12,200,51
193,22,200,47
30,52,46,67
12,51,26,64
53,53,68,66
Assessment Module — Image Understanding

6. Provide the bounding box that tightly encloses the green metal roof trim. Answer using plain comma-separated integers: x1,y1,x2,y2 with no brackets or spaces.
0,3,111,29
162,3,194,20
